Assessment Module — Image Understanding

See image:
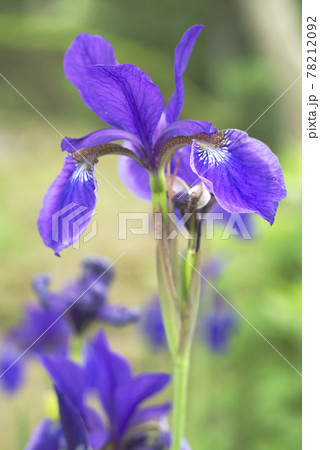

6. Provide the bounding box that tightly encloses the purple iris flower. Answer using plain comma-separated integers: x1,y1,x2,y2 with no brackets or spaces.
203,300,237,354
33,256,140,333
0,257,139,393
25,331,177,450
38,25,286,254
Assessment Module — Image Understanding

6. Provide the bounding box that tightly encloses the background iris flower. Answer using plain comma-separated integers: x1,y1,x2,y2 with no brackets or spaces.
0,257,139,393
25,331,178,450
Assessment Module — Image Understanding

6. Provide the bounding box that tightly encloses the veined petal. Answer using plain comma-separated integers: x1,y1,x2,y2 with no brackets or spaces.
164,25,203,123
61,128,140,153
64,33,117,110
85,64,163,146
190,129,287,224
37,156,97,255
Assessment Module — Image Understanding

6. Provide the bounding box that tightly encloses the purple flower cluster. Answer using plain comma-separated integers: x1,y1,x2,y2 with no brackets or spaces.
25,331,187,450
38,25,286,255
0,257,139,393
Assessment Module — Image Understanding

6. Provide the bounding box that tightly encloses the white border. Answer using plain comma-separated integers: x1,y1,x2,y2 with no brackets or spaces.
302,0,320,448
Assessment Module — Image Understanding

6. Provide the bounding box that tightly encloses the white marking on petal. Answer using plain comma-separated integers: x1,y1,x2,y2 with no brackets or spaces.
193,140,230,166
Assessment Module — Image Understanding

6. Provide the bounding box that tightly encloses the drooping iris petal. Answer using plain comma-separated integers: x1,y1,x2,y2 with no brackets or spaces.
64,33,117,110
55,387,89,450
190,129,287,224
164,25,203,123
115,373,171,437
85,64,163,146
37,156,97,255
24,419,62,450
61,128,140,153
118,155,151,200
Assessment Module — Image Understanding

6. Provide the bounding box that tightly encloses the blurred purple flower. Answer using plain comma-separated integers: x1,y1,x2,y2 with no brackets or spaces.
25,331,175,450
203,300,237,354
38,25,285,254
0,306,71,393
141,297,167,351
34,256,140,333
0,257,139,393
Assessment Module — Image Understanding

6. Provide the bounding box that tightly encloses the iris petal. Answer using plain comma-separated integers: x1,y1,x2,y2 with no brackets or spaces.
42,355,85,409
85,64,164,147
118,156,151,200
115,372,171,438
89,331,132,421
164,25,203,123
99,304,140,325
25,419,61,450
64,33,117,110
190,129,287,224
37,156,97,255
128,403,171,429
55,387,89,450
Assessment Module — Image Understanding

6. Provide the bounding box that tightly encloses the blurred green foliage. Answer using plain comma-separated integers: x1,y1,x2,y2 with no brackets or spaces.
0,0,301,449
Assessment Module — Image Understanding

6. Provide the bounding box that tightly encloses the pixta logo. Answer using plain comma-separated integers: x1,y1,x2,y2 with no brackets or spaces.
52,203,98,249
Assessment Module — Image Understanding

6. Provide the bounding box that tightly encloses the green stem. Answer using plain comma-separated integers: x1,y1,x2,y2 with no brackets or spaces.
151,173,201,449
171,249,200,450
150,171,168,219
171,352,190,450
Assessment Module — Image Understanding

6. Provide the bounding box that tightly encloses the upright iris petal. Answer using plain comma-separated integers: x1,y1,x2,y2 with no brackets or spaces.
85,64,164,149
63,33,117,110
190,129,287,224
164,25,204,123
37,155,97,255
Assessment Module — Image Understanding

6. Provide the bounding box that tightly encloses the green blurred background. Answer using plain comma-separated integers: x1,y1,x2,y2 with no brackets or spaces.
0,0,301,449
